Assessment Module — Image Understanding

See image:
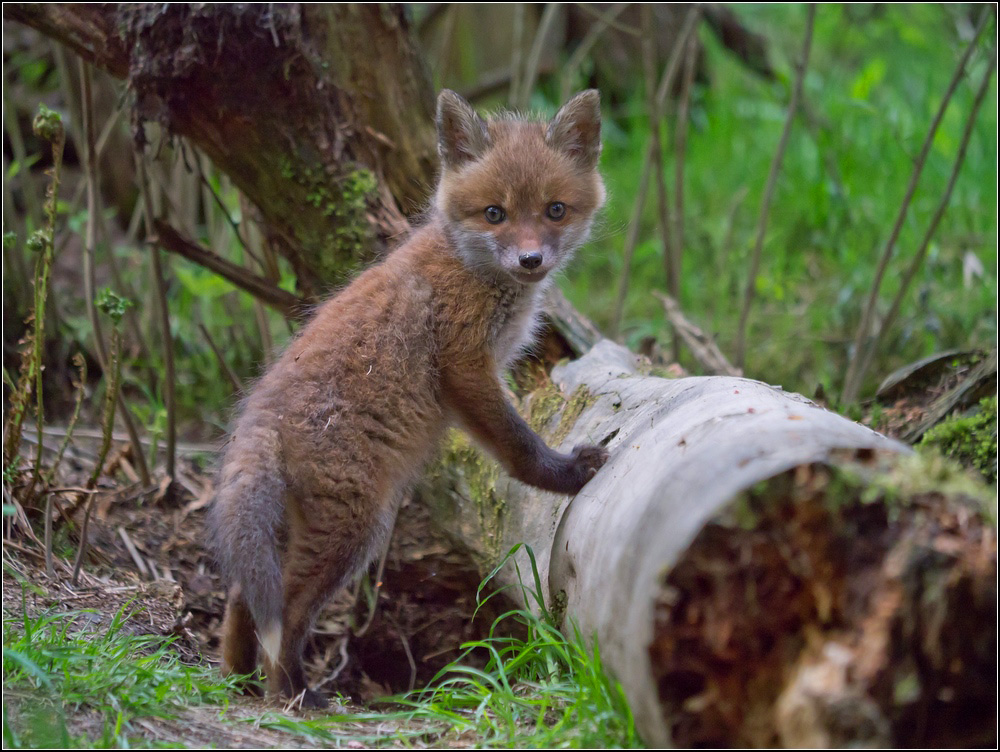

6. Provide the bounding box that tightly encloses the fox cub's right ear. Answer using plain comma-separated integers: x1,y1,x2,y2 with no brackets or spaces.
437,89,490,169
547,90,602,170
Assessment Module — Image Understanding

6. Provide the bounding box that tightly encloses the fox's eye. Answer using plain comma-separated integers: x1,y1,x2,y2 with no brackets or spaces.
484,206,506,224
546,202,566,221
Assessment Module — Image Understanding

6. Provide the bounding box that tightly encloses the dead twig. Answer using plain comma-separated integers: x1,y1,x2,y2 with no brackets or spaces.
118,526,153,580
611,6,701,339
853,50,996,396
560,3,632,103
733,4,815,370
135,154,177,480
79,60,151,486
509,3,528,107
841,7,990,402
515,3,560,111
902,350,998,444
153,219,309,320
575,2,641,37
72,292,128,586
656,292,741,377
199,324,244,394
640,5,675,353
670,31,698,354
610,155,655,339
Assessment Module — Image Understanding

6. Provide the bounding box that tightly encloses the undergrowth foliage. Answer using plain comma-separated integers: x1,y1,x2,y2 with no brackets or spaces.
2,600,239,748
3,547,640,749
397,544,640,747
255,545,641,748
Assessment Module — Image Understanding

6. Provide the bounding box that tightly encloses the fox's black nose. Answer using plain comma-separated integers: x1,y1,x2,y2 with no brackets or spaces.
519,252,543,270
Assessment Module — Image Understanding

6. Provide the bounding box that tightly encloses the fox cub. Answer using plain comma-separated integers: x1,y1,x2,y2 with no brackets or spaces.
208,89,609,707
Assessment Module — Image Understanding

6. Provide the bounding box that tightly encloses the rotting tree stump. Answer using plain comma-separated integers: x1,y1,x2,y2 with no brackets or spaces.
424,340,997,747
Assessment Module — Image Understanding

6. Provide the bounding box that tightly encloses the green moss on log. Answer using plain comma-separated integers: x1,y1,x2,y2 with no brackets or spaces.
438,429,507,562
919,396,997,484
279,157,378,282
524,382,596,444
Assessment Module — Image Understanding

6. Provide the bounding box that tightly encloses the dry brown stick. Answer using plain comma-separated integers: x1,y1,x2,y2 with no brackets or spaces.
640,5,674,304
854,52,996,393
575,2,641,36
733,4,815,370
135,154,177,480
708,186,749,329
151,219,309,319
652,7,701,116
560,3,632,103
193,149,262,267
80,60,150,486
655,292,741,377
611,5,701,339
509,3,527,107
118,526,153,580
672,32,697,300
436,3,459,86
840,7,990,402
516,2,560,111
25,426,217,456
610,154,655,339
199,324,244,394
72,323,123,586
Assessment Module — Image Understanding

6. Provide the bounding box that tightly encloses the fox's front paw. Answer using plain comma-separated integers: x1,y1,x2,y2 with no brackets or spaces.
566,444,608,491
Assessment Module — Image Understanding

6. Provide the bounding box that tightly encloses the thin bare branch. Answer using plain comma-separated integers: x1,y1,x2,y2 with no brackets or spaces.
672,32,697,295
656,292,741,377
509,3,527,107
516,3,560,111
640,5,676,357
575,2,641,37
854,51,996,392
733,4,815,370
199,324,244,394
80,60,150,486
610,155,655,339
561,4,632,103
135,154,177,480
841,7,990,402
611,5,701,339
152,220,309,319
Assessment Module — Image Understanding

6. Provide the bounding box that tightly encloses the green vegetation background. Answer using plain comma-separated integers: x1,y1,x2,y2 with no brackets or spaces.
563,4,997,395
4,6,996,440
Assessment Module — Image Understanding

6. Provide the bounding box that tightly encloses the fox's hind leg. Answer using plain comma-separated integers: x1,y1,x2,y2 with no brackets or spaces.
221,584,262,695
265,489,396,709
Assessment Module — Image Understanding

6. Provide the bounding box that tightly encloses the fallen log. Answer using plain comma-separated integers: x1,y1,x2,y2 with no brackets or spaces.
423,340,996,747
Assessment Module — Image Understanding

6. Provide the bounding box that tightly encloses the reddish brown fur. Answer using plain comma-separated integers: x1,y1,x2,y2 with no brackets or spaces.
209,90,608,708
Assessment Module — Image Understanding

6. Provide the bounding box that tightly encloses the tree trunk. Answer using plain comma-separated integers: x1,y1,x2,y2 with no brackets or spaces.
4,3,437,294
423,340,997,747
6,2,597,350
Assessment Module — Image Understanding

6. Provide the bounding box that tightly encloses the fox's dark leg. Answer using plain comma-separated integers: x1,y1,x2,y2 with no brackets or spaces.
265,491,391,709
444,351,608,494
221,585,262,695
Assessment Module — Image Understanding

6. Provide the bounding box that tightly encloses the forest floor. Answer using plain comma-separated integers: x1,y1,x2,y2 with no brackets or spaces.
3,348,995,748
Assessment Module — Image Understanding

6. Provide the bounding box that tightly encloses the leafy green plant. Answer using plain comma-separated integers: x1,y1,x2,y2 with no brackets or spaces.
3,104,65,482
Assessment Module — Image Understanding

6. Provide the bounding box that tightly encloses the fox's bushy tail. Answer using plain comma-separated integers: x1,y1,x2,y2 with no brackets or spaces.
207,420,285,644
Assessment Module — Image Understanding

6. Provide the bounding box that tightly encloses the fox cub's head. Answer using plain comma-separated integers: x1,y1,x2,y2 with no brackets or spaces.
435,90,605,285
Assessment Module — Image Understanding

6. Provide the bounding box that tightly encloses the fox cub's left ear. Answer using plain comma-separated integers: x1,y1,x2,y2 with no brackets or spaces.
547,90,602,169
437,89,491,169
